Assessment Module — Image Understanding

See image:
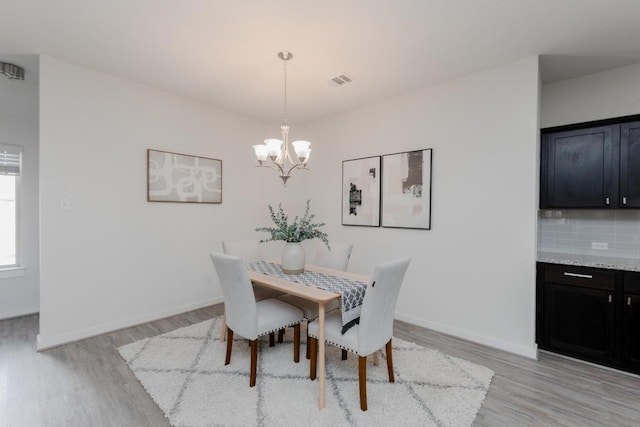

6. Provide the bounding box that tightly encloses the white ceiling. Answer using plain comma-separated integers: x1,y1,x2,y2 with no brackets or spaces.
2,1,640,124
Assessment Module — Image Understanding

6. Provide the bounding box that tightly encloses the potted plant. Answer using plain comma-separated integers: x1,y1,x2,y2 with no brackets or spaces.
256,200,329,274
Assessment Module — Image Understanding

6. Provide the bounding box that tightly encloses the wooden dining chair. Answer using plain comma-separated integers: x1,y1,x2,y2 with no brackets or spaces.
220,239,285,341
209,252,304,387
308,257,411,411
278,242,353,357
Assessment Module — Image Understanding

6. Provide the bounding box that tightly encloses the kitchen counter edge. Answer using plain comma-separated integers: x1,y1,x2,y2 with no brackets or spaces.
537,252,640,272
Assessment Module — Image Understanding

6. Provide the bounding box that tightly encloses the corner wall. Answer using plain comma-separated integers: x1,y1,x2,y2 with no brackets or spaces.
302,57,541,357
37,55,298,349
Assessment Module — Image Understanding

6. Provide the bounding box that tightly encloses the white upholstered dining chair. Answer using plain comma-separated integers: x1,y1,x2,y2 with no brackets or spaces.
314,241,353,271
221,239,261,261
278,242,353,357
220,239,285,341
209,252,304,387
308,257,411,411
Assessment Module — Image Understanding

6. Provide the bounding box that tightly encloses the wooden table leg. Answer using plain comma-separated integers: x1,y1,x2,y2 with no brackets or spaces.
318,302,326,409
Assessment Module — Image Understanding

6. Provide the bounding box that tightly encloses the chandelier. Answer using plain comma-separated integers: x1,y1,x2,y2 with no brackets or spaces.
253,51,311,186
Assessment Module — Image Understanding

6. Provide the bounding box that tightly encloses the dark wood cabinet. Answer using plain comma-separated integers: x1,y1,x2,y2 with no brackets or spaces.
538,263,640,374
623,272,640,371
544,284,615,361
619,121,640,208
540,115,640,209
538,263,617,364
623,294,640,371
540,126,618,208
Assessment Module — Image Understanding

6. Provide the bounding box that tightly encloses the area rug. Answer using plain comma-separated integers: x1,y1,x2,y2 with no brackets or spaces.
118,317,494,427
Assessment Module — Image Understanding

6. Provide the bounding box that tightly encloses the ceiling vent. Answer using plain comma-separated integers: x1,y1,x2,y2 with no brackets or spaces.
328,73,355,87
0,62,25,81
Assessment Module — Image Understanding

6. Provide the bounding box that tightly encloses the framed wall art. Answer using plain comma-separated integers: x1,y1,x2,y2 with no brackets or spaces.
147,149,222,203
342,156,381,226
382,148,432,229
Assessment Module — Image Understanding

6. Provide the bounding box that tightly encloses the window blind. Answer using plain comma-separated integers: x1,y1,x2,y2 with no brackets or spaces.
0,144,21,176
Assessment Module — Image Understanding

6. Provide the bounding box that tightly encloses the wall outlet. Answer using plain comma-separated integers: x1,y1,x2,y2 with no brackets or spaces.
592,242,609,250
58,198,71,211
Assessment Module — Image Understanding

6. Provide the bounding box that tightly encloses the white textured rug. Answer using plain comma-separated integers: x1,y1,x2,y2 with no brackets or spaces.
118,317,494,427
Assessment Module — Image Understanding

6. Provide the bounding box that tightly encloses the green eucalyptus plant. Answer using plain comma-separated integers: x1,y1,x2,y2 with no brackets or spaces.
256,200,330,248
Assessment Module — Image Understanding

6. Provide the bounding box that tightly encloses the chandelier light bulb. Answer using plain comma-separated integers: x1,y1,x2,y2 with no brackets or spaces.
292,140,311,162
253,145,268,162
264,138,283,160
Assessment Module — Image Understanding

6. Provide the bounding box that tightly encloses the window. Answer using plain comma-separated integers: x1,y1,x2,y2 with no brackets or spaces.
0,144,21,268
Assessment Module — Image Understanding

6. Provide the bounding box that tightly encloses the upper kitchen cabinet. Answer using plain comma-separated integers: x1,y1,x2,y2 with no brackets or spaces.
540,125,619,208
620,121,640,208
540,115,640,209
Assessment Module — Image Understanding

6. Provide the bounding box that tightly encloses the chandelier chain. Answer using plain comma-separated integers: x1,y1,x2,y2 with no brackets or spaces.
282,55,288,126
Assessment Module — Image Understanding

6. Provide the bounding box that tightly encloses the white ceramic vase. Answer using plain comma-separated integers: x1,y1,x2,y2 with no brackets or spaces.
281,242,305,274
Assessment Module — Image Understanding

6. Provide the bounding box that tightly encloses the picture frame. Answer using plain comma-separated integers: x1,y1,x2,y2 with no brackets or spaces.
382,148,432,229
342,156,381,226
147,149,222,203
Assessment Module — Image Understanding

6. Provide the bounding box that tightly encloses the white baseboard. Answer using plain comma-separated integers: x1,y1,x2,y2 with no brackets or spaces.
395,312,538,360
37,297,223,351
0,305,40,321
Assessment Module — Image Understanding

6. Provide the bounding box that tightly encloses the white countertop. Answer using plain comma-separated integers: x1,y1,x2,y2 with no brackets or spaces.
537,251,640,272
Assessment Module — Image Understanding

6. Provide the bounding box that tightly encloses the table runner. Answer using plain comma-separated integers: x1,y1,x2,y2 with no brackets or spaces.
247,261,368,333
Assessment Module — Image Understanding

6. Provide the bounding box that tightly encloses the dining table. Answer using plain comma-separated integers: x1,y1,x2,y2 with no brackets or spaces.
247,261,370,409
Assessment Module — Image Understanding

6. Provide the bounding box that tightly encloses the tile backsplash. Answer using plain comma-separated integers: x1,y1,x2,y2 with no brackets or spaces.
538,210,640,259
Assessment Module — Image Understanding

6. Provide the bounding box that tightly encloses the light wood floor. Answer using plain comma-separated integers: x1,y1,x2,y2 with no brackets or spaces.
2,305,639,426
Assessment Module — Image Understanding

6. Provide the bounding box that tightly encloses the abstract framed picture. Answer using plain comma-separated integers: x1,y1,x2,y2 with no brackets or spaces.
342,156,381,226
382,148,432,229
147,149,222,203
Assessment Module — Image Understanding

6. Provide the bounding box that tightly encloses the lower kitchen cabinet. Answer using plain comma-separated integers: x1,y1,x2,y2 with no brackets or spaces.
537,263,640,374
543,282,615,362
623,272,640,371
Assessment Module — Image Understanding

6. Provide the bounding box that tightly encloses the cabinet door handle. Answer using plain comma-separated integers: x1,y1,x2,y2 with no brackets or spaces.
623,197,627,205
563,272,593,279
608,295,613,303
629,297,633,306
605,197,610,205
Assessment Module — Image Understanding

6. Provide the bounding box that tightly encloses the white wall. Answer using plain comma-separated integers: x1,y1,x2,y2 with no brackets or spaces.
0,55,40,319
37,55,300,349
542,62,640,128
302,57,541,357
37,54,540,356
